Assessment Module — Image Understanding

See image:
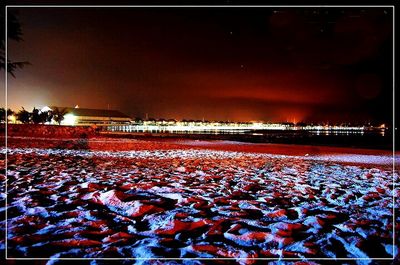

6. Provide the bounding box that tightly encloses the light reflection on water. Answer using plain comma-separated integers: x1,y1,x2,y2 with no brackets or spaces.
312,130,365,136
105,126,386,137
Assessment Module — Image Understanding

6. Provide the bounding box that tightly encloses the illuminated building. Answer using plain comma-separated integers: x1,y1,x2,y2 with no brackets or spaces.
47,106,132,125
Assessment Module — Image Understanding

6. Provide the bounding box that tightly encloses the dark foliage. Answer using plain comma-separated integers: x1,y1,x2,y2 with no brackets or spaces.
0,10,30,77
16,108,30,124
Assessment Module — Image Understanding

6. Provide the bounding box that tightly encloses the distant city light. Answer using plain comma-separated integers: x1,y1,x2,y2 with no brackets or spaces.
8,114,16,123
108,121,369,133
63,113,77,125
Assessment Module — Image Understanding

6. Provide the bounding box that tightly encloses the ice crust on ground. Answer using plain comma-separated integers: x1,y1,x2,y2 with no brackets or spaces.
0,143,399,264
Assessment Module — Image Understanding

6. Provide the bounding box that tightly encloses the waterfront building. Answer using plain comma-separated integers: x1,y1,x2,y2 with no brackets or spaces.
46,106,132,125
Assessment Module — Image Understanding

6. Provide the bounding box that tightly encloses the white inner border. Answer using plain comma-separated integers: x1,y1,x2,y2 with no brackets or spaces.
4,4,396,261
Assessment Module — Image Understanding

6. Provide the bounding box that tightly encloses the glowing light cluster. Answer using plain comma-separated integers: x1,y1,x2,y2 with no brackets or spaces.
106,122,370,133
62,113,77,126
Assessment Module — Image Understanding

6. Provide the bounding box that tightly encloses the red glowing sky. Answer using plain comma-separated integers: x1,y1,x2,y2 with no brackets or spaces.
2,7,393,123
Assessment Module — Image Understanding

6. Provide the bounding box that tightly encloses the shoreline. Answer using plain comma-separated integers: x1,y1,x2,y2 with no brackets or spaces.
2,123,395,150
3,136,398,167
2,135,396,155
99,130,395,151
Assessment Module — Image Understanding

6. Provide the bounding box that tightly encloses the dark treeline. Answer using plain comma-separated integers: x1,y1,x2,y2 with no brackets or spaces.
0,107,68,125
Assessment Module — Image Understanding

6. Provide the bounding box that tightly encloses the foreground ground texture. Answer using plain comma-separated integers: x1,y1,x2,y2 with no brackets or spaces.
0,137,399,264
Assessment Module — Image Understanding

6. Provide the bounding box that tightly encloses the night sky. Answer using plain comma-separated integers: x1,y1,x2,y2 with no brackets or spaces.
3,7,394,123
